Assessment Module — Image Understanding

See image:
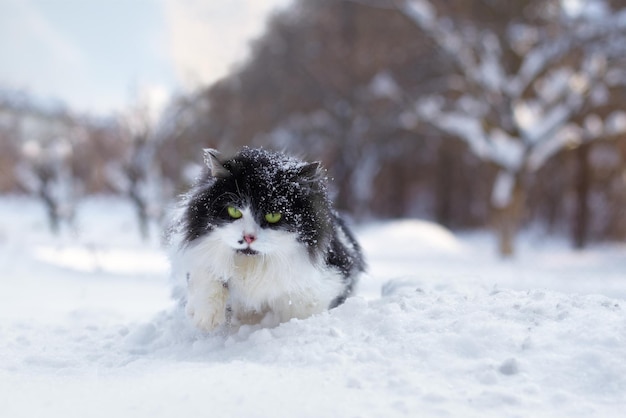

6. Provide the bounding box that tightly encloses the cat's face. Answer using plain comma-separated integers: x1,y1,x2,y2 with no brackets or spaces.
183,148,333,257
211,206,296,256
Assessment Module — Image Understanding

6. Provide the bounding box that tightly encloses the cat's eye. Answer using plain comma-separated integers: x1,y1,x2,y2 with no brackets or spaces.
265,212,282,224
227,206,243,219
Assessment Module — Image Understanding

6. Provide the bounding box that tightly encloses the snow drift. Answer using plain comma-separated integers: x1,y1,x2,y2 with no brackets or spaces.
1,197,625,417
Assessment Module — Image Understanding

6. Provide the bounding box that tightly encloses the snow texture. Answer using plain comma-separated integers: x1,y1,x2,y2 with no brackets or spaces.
1,196,626,417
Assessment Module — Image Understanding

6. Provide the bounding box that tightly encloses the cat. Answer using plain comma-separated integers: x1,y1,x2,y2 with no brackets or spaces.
169,147,365,332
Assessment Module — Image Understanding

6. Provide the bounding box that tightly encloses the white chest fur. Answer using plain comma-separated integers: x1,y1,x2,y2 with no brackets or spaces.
173,228,344,331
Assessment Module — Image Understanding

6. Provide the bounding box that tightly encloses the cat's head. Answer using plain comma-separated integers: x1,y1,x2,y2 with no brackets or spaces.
183,147,333,258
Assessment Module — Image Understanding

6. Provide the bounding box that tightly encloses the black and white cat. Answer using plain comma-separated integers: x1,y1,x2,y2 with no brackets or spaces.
170,147,365,332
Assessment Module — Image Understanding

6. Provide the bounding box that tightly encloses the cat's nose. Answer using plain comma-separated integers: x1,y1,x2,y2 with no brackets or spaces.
243,234,256,244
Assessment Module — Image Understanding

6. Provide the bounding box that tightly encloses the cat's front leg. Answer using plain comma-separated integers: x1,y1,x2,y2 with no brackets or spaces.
186,273,229,332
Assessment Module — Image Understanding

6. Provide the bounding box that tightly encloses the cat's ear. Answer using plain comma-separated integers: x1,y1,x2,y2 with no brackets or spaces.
297,162,322,181
203,148,230,178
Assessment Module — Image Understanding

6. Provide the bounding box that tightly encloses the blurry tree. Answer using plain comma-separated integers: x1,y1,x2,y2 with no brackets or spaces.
1,89,147,236
530,132,626,245
398,0,626,254
153,93,212,192
71,118,126,194
0,101,21,193
106,95,172,240
14,111,79,234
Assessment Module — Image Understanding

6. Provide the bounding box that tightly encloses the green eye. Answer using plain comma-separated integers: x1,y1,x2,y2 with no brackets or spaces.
227,206,242,219
265,212,282,224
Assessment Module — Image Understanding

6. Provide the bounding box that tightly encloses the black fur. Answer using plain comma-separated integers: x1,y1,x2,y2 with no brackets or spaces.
181,147,365,307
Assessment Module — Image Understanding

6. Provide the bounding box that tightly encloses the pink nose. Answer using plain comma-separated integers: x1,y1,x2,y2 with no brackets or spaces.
243,234,256,244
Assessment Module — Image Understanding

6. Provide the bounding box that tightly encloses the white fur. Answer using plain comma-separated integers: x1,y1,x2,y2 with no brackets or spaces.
172,207,345,332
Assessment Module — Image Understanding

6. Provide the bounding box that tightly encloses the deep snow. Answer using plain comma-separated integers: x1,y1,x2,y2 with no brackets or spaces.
1,196,625,417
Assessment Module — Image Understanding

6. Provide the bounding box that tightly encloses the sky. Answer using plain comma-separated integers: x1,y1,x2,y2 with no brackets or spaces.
0,0,292,117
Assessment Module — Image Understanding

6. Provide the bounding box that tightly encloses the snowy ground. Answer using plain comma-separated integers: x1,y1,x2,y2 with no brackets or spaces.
1,196,625,417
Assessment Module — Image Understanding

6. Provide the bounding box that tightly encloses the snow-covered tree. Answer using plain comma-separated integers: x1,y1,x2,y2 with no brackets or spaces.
15,112,80,234
106,94,172,240
396,0,626,255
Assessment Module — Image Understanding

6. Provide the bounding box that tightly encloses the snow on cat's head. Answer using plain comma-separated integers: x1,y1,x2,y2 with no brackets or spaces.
179,147,334,258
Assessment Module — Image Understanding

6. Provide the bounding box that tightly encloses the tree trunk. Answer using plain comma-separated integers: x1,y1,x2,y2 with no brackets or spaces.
435,142,453,227
39,177,60,235
42,190,60,235
332,151,354,215
130,186,149,240
573,142,591,249
493,179,525,258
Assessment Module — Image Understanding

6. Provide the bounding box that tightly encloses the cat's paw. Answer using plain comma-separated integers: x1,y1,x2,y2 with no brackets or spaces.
186,300,227,332
185,277,229,332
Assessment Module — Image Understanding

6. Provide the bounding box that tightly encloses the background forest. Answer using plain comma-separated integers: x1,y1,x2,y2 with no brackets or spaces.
1,0,626,256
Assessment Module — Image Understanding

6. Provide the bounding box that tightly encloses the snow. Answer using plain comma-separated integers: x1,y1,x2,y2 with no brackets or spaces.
478,33,505,92
606,110,626,134
488,129,524,172
402,0,435,27
2,196,626,417
369,71,401,100
490,171,515,209
415,98,490,161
